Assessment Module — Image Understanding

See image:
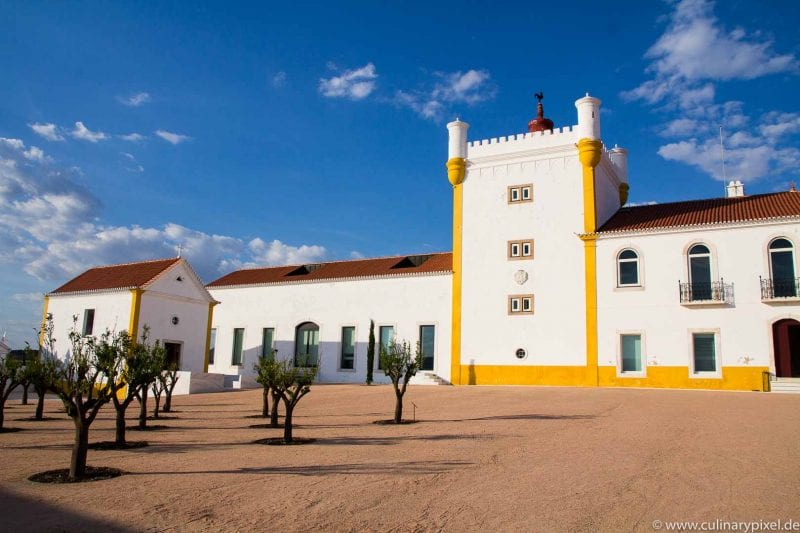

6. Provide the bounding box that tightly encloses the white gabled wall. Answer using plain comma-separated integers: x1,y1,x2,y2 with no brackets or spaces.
597,221,800,374
208,273,451,383
46,291,132,359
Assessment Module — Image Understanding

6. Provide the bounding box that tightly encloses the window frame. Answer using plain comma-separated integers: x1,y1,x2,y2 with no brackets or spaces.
508,294,534,315
339,325,356,372
82,309,95,336
377,324,395,370
688,329,721,378
208,327,216,366
294,322,320,367
507,183,533,204
507,239,534,261
419,324,436,372
616,248,641,287
231,327,245,366
617,332,646,377
260,327,275,359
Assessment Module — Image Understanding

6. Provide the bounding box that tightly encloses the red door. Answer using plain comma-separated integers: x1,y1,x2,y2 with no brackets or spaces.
772,319,800,377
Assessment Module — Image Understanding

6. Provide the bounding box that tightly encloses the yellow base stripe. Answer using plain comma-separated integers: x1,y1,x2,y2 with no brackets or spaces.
452,364,769,391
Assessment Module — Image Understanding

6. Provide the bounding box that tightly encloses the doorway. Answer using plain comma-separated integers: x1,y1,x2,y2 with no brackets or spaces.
164,342,182,370
772,319,800,377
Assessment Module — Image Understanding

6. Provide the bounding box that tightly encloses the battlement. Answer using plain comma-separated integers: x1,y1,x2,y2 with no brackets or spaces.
466,125,580,160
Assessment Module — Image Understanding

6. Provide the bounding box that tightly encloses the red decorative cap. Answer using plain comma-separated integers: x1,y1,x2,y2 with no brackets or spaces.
528,92,554,133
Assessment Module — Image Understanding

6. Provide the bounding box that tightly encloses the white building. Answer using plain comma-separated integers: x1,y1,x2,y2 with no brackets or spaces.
44,258,219,393
40,92,800,392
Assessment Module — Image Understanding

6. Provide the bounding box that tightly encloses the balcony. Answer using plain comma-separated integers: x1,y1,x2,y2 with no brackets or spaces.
679,281,734,306
760,277,800,302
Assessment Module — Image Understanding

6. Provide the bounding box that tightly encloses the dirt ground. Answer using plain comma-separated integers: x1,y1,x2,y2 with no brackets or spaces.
0,384,798,532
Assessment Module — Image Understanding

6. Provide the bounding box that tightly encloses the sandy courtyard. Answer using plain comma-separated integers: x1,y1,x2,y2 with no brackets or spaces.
0,384,798,532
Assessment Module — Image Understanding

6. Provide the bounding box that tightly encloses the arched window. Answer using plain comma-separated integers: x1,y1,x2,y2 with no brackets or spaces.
294,322,319,367
688,244,712,300
770,238,796,297
617,249,640,286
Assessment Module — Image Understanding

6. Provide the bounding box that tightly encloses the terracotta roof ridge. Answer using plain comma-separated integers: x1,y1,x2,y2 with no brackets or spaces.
82,257,181,271
618,190,795,211
231,251,453,272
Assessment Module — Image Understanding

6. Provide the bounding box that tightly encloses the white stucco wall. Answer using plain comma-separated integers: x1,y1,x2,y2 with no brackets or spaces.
207,273,452,383
46,290,132,359
461,129,588,367
597,220,800,375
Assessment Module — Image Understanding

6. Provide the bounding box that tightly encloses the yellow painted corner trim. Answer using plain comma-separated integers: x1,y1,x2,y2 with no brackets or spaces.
450,182,463,385
203,302,216,373
38,295,49,345
446,157,466,186
128,289,143,342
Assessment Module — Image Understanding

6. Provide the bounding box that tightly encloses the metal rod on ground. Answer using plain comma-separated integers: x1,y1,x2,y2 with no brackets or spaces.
412,401,417,421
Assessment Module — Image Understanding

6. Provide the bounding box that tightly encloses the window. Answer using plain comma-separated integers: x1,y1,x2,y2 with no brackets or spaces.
508,295,534,315
617,249,640,286
378,326,394,369
82,309,95,335
419,325,435,371
508,184,533,204
620,334,642,373
261,328,275,359
770,238,796,297
232,328,244,366
508,239,534,260
688,244,713,300
208,328,216,365
692,333,716,373
295,322,319,367
339,326,356,370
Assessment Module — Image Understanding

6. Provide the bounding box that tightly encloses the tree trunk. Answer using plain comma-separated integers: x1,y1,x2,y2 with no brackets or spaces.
164,388,173,412
283,404,293,443
70,419,89,479
262,387,269,417
138,388,148,429
0,399,5,429
394,390,403,424
35,391,45,420
22,384,29,405
115,406,127,444
153,393,161,419
270,390,280,427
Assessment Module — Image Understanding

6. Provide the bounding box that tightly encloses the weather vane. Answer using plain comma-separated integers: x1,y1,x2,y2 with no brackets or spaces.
534,92,544,103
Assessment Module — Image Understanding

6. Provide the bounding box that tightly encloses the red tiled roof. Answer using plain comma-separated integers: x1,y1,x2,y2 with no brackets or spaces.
599,192,800,233
207,252,453,287
50,258,181,295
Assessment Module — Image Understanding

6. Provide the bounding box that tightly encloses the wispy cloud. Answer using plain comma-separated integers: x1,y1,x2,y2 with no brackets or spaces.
622,0,799,182
118,92,151,107
319,63,377,100
121,152,144,173
1,137,47,162
272,71,287,88
29,122,64,142
394,69,496,121
120,132,146,142
155,130,191,145
71,121,109,142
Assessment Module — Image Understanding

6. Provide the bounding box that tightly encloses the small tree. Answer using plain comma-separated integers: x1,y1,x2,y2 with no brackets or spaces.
366,320,375,385
253,351,280,422
151,375,165,419
379,339,423,424
23,315,60,421
134,327,165,430
0,353,21,430
161,364,180,412
271,359,318,443
51,318,115,479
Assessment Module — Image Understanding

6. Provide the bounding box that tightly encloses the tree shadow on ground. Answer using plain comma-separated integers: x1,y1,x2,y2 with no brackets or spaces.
127,459,473,477
0,487,134,532
428,413,596,423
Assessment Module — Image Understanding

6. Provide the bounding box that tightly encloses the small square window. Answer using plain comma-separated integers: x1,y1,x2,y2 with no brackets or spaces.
522,242,531,256
509,294,534,315
511,188,520,201
511,298,520,312
521,186,531,200
522,297,531,311
510,243,520,257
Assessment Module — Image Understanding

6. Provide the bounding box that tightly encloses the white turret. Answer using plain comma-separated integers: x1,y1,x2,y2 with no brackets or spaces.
608,144,629,182
447,119,470,160
575,93,601,140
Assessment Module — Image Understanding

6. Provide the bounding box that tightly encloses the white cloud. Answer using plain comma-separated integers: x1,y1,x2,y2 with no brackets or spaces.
349,250,364,259
71,121,108,142
11,292,42,303
119,92,151,107
319,63,377,100
23,146,45,161
627,201,658,207
29,122,64,141
120,133,146,142
246,238,326,266
155,130,191,144
623,0,799,183
395,69,495,121
121,152,144,173
272,71,287,88
0,137,47,162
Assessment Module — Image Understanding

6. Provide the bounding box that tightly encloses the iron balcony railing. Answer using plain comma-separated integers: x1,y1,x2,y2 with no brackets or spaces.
760,276,800,299
678,280,734,304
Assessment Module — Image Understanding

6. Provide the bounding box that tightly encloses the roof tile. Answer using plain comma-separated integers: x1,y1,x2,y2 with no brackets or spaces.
50,258,181,294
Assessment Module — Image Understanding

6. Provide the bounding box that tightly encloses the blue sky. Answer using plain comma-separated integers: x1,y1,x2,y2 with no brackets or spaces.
1,0,798,347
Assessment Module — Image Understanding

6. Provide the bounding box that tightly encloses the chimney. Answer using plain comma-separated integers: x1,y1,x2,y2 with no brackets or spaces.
725,180,744,198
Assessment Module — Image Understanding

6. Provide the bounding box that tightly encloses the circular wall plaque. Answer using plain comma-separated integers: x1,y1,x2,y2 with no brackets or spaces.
514,270,529,285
